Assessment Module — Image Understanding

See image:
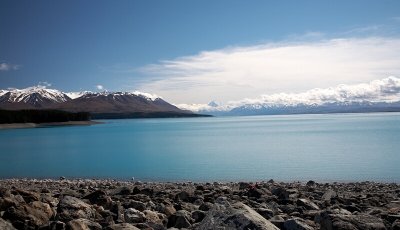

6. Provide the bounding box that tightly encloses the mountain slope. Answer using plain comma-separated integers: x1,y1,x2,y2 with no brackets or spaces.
0,86,71,109
55,92,183,113
0,86,199,118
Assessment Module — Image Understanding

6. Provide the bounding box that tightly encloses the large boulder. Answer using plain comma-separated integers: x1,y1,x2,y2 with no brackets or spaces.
318,211,386,230
0,218,17,230
284,217,315,230
57,196,96,222
195,201,279,230
124,208,145,223
167,210,193,228
3,202,53,229
66,218,102,230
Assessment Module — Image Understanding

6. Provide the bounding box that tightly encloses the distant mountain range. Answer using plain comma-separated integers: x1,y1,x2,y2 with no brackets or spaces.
0,86,203,118
178,77,400,116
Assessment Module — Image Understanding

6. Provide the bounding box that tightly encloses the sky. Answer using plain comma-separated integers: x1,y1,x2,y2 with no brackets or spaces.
1,0,400,104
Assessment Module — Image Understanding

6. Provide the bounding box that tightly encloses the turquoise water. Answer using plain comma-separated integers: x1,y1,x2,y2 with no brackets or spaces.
0,113,399,182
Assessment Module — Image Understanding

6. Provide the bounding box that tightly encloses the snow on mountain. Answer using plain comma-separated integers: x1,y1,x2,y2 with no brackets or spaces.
0,90,8,97
1,86,71,105
65,91,93,99
177,76,400,114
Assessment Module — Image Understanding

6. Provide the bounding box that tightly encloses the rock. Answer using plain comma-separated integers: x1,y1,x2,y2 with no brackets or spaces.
191,210,206,223
167,210,193,228
195,201,279,230
111,203,125,223
143,210,163,224
15,189,40,203
239,182,250,190
322,190,337,202
0,218,17,230
199,202,213,211
0,197,19,210
318,211,386,230
271,187,290,200
83,190,112,209
3,203,52,229
284,217,315,230
124,208,145,223
269,215,285,229
31,201,55,219
248,188,264,199
297,198,320,210
393,219,400,230
175,191,192,202
57,196,95,222
49,221,66,230
105,223,140,230
306,180,316,187
256,208,274,219
124,200,146,212
163,205,176,216
66,218,102,230
116,187,132,195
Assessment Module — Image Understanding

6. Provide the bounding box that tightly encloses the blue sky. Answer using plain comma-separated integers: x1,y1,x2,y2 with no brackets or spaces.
1,0,400,103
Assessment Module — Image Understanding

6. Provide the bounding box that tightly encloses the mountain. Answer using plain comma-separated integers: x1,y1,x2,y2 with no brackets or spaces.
193,101,400,116
0,86,205,118
0,86,71,109
55,91,183,114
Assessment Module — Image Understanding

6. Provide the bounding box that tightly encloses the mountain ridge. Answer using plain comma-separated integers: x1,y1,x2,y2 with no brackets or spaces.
0,86,203,118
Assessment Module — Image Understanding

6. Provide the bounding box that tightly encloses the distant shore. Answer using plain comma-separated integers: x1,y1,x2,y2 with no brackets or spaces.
0,178,399,229
0,120,101,130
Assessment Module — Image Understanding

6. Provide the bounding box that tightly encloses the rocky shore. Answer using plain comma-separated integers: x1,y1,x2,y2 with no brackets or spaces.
0,179,399,230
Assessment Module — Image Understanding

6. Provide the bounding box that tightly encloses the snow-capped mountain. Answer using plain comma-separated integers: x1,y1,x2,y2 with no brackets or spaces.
0,86,193,117
0,86,71,109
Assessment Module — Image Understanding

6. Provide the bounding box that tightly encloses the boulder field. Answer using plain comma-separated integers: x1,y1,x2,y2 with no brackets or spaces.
0,179,399,229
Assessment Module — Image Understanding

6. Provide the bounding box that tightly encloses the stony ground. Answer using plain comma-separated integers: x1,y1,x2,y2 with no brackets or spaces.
0,179,400,230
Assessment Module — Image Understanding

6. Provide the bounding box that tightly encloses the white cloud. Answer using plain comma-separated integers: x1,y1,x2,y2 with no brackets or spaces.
96,85,104,90
177,77,400,112
0,62,20,71
139,37,400,104
38,81,52,87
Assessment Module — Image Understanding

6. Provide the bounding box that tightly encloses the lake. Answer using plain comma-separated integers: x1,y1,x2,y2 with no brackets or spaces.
0,113,399,182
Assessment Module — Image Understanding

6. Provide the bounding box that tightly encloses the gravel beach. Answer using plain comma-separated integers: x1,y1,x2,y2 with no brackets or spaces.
0,179,399,229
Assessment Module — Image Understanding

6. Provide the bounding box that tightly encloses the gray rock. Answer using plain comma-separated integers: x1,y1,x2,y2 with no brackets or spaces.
167,210,193,228
124,200,146,212
297,198,320,210
195,201,279,230
192,210,206,223
271,187,290,200
284,217,315,230
57,196,95,222
66,218,102,230
322,190,337,202
318,211,386,230
124,208,145,223
256,208,274,220
0,218,17,230
105,223,140,230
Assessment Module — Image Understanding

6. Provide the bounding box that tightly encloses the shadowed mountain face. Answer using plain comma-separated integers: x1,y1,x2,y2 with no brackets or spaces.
55,92,183,113
0,87,192,117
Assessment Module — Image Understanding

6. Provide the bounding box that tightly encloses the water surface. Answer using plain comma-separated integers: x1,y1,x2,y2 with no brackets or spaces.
1,113,399,182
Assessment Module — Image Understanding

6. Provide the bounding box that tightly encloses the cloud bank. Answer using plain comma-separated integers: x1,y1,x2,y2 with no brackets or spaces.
176,76,400,112
139,37,400,104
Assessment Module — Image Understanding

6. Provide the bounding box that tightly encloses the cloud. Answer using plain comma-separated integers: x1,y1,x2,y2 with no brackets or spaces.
139,37,400,104
38,81,52,87
96,85,104,90
0,62,20,71
176,77,400,112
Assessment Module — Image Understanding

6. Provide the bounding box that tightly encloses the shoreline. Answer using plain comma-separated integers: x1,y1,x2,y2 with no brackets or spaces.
1,178,399,229
0,120,102,130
